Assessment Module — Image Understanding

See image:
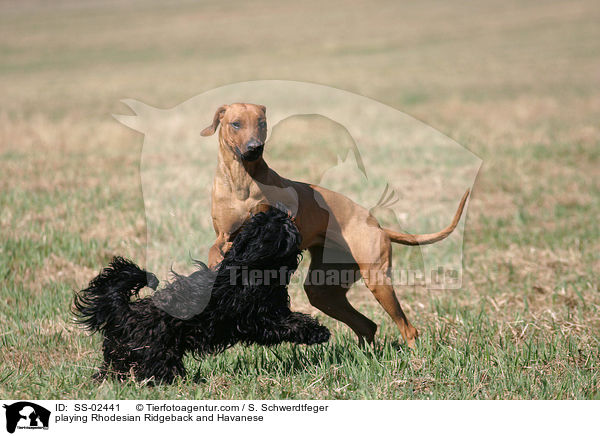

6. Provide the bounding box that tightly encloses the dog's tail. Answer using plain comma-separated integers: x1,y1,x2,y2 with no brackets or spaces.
73,256,159,333
384,189,469,246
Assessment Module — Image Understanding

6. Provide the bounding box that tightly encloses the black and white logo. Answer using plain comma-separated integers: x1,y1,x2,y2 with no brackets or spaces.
3,402,50,434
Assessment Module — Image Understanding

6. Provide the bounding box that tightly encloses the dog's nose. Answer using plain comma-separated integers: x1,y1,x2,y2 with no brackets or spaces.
246,139,264,152
146,273,159,290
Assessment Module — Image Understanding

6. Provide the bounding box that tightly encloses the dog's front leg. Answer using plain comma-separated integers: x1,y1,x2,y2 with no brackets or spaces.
208,232,233,268
280,312,331,345
249,312,330,346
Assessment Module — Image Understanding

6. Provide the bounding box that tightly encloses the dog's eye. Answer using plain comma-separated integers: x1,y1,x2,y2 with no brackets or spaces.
230,122,241,129
259,121,267,129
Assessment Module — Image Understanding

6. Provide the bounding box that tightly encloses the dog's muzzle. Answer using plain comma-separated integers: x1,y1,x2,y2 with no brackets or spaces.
242,141,264,161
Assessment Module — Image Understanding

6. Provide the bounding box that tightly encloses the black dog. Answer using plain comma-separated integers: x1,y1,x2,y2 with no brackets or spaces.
73,208,330,383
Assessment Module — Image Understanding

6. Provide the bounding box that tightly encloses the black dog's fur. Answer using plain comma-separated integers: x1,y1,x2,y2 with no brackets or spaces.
73,208,330,383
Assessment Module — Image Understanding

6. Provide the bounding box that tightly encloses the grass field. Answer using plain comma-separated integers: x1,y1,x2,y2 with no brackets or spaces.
1,0,599,399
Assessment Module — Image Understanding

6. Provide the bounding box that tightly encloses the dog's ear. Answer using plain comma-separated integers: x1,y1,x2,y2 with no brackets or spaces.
258,105,266,115
201,105,228,136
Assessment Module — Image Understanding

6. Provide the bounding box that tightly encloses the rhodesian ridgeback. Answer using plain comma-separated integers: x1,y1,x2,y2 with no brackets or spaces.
201,103,469,347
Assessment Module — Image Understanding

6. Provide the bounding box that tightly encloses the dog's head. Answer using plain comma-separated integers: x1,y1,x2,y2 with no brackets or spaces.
201,103,267,162
225,207,301,271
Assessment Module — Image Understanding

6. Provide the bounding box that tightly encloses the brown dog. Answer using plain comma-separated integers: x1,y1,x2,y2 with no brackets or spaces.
201,103,469,347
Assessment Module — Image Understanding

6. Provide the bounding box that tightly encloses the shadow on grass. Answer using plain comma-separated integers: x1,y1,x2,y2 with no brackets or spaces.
191,334,413,382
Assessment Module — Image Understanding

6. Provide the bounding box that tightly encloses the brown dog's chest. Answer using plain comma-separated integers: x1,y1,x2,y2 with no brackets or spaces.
212,169,302,236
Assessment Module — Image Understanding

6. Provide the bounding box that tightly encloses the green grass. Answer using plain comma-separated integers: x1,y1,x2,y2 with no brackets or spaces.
2,289,597,399
1,0,599,399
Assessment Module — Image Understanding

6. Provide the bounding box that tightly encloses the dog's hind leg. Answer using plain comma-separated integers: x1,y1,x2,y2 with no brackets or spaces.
303,246,378,345
134,344,186,384
349,231,418,348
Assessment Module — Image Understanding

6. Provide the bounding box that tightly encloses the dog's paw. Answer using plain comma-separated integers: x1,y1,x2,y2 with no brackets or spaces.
307,325,330,345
